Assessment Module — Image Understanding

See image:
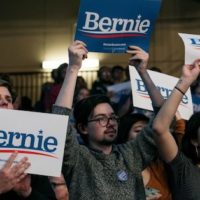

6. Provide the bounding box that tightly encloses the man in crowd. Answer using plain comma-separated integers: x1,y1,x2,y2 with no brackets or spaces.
53,40,157,199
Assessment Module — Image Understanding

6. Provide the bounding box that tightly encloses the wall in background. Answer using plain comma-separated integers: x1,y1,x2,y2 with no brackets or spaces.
0,0,200,105
0,0,199,75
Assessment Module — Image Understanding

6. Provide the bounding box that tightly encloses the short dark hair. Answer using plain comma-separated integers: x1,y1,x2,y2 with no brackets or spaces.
73,95,113,144
55,63,68,83
117,113,149,144
0,79,16,102
97,66,110,79
111,65,124,74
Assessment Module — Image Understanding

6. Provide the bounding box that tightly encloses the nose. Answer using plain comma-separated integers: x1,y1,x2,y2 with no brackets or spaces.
0,98,9,108
106,118,117,127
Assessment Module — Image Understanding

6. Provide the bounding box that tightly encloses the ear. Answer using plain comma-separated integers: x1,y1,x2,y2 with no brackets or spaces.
191,139,198,147
77,124,88,135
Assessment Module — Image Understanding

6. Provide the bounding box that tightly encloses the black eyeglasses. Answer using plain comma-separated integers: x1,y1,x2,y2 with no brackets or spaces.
87,115,120,127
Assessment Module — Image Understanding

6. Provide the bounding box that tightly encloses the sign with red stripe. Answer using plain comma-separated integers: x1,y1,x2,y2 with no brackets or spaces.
75,0,162,53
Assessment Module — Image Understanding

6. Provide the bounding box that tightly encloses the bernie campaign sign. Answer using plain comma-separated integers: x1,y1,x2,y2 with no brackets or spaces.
179,33,200,64
0,109,68,177
75,0,162,53
129,66,193,120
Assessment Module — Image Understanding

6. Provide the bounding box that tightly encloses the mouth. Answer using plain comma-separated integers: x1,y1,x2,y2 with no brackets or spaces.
0,105,9,108
104,129,117,135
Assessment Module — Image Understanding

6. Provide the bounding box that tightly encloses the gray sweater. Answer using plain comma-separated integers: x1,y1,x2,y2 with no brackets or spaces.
52,105,157,200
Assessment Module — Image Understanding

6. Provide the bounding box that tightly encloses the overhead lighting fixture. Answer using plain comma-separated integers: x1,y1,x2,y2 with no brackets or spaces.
42,58,99,71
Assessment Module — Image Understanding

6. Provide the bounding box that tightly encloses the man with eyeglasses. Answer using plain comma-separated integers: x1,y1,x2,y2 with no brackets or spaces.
53,41,157,200
88,113,119,127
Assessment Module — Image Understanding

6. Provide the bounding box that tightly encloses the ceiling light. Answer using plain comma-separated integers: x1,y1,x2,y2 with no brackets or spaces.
42,58,99,71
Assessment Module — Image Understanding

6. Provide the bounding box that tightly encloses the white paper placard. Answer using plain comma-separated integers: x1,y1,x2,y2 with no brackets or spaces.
129,66,193,120
179,33,200,64
107,81,131,103
0,109,68,177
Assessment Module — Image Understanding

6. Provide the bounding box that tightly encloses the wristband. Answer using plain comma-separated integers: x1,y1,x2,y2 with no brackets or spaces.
175,86,185,95
51,182,66,188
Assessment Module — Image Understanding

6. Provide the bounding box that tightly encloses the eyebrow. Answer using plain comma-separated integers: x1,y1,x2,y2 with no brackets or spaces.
93,113,116,118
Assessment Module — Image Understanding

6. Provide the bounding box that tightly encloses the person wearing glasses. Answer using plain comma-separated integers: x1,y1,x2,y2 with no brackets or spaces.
53,40,157,200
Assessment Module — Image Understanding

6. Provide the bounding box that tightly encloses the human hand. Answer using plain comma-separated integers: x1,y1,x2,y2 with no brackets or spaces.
13,174,32,197
126,46,149,73
49,174,69,200
68,40,88,71
181,59,200,85
0,152,30,194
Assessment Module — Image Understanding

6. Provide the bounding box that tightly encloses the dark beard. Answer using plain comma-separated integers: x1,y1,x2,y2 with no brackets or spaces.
98,136,117,146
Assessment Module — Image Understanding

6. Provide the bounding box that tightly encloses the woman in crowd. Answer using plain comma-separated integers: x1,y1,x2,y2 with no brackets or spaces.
117,110,186,200
153,59,200,199
118,46,187,199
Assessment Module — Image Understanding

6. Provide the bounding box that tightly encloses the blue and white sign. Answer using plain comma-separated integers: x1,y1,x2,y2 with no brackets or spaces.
0,109,68,177
75,0,162,53
129,66,193,120
192,94,200,113
179,33,200,64
107,81,131,104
